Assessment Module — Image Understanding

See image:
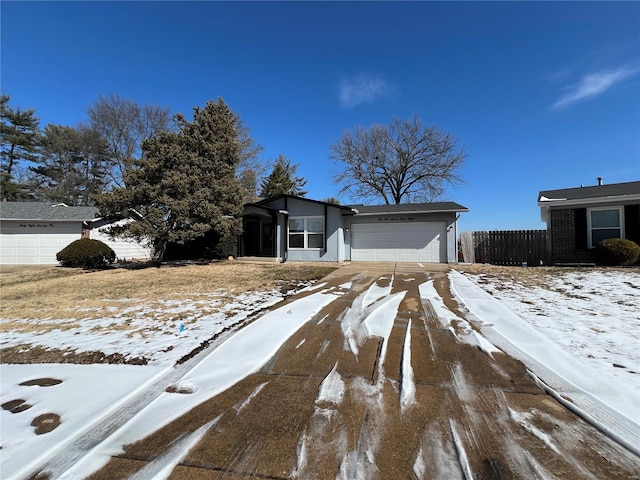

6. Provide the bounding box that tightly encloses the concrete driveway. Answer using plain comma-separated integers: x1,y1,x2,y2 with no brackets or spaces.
47,263,637,479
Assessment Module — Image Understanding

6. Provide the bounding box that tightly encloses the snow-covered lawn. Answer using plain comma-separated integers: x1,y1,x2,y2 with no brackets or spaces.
1,288,298,367
450,267,640,454
2,266,639,479
459,268,639,391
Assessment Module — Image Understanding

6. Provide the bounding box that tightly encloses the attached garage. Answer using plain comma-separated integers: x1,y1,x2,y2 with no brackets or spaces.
0,203,99,265
0,221,84,264
345,202,468,264
351,222,445,262
1,203,152,265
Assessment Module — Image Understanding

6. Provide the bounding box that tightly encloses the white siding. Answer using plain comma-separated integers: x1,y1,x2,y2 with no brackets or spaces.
351,222,446,263
91,221,151,261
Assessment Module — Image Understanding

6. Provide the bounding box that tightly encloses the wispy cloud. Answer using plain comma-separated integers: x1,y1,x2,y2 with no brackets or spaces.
552,64,640,109
339,74,393,108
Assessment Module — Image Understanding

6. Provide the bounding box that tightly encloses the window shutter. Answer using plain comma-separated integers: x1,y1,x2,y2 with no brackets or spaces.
574,208,588,249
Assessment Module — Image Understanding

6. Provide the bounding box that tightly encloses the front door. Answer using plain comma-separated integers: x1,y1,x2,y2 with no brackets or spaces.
243,217,275,257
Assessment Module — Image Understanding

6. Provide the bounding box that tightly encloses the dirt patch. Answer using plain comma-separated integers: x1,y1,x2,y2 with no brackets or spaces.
2,399,33,413
31,413,61,435
1,346,148,365
19,378,62,387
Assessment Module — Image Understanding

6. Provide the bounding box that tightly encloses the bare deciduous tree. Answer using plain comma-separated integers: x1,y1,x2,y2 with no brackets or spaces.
331,115,465,204
88,94,172,187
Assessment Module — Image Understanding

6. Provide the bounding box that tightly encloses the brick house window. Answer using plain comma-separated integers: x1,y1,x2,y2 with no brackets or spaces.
588,207,624,248
288,216,324,249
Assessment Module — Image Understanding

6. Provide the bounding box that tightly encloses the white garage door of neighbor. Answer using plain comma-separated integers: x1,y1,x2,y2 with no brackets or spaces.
0,221,82,264
351,222,446,262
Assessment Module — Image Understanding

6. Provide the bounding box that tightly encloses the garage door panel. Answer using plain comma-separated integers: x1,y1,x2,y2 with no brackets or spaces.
351,222,445,263
1,222,81,264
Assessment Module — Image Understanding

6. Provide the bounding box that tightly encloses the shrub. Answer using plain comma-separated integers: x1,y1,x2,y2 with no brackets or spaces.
56,238,116,269
594,238,640,266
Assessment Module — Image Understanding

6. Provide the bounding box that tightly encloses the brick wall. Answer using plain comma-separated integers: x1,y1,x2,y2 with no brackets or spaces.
549,208,594,263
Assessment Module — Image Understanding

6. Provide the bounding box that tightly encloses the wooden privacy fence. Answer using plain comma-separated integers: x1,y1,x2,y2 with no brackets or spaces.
460,230,548,266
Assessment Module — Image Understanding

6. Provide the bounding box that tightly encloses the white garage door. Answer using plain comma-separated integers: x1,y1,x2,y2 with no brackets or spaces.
0,221,82,264
351,222,445,263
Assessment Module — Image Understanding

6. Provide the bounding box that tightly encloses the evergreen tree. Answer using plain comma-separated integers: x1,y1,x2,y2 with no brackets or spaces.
259,154,307,199
1,95,41,200
97,98,244,263
30,124,110,205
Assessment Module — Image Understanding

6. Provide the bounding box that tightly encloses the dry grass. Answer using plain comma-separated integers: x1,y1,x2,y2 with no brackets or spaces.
452,263,634,289
0,262,337,326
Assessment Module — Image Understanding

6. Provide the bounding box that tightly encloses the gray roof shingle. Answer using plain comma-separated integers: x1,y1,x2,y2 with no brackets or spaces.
538,181,640,202
0,202,100,221
347,201,468,215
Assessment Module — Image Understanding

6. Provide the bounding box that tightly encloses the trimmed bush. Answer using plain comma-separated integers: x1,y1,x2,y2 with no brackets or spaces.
56,238,116,269
594,238,640,266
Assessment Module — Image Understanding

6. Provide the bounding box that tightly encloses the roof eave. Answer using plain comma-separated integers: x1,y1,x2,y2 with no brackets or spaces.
537,193,640,208
1,217,95,222
354,207,469,216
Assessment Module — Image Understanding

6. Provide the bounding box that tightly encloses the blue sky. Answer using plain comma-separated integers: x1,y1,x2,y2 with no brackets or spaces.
2,1,639,232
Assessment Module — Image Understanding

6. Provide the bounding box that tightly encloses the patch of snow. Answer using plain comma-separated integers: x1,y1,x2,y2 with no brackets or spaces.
419,280,500,357
449,419,473,480
0,364,166,480
362,275,394,308
414,424,464,480
363,292,406,369
508,408,559,454
400,320,416,413
316,363,345,405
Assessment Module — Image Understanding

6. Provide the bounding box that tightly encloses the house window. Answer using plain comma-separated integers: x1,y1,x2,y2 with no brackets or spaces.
289,216,324,249
588,207,624,248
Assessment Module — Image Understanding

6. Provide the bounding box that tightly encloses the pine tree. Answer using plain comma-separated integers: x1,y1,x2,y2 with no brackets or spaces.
97,98,245,263
259,154,307,199
30,124,110,205
1,95,41,200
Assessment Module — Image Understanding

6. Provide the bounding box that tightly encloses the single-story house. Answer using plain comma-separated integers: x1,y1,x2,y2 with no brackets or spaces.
238,195,468,263
0,202,150,265
538,180,640,264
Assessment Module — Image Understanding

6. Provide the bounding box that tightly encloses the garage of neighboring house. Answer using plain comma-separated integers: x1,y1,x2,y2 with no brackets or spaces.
0,202,99,265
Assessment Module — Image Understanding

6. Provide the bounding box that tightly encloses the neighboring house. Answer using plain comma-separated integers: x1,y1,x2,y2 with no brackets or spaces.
86,217,152,262
0,202,150,265
239,195,468,263
538,180,640,264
